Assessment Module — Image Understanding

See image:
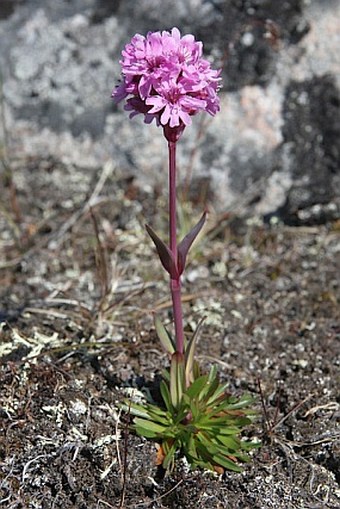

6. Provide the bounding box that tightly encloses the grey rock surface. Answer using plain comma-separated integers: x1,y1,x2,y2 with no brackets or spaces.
0,0,339,223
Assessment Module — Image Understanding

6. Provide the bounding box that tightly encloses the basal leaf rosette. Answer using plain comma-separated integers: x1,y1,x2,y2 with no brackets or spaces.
126,366,259,473
112,27,221,141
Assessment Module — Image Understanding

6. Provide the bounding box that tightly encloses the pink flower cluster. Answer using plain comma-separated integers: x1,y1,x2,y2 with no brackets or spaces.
112,27,221,139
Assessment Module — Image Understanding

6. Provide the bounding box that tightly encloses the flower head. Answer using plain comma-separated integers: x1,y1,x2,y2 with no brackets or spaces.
112,27,221,141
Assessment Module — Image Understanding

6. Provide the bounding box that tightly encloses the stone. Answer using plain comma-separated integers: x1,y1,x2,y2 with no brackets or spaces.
0,0,339,224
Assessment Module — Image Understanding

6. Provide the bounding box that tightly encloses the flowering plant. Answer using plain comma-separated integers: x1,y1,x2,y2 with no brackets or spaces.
113,27,258,473
113,27,220,141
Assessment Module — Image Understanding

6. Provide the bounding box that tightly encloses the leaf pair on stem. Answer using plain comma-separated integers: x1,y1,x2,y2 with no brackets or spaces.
145,211,206,280
154,314,203,396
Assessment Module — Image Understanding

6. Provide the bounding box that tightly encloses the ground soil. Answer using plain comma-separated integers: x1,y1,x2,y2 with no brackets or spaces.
0,159,339,508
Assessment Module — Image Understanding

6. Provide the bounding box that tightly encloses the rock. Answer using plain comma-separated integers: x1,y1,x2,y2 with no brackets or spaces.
278,74,340,225
0,0,339,224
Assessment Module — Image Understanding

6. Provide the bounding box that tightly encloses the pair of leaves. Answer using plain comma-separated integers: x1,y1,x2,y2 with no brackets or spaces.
155,314,204,402
145,212,206,280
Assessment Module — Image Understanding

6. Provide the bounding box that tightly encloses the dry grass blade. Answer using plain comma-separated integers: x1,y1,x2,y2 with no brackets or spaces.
134,479,184,508
48,160,115,249
90,206,111,299
119,400,131,509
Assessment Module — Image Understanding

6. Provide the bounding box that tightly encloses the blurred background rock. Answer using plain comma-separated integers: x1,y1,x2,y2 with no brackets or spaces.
0,0,339,224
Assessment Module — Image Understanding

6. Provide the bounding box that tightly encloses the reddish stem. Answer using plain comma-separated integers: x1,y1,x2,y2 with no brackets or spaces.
168,141,185,355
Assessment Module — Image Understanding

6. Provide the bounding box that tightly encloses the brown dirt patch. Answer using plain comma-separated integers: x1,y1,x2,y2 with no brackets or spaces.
0,160,339,508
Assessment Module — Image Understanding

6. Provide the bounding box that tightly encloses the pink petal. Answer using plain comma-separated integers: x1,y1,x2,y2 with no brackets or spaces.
171,27,181,40
146,96,166,113
138,75,153,99
160,104,171,125
179,110,192,126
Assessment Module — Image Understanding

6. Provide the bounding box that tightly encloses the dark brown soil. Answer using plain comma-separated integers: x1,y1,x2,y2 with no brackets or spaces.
0,159,339,508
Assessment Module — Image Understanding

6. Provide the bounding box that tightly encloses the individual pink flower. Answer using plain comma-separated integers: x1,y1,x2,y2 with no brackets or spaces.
112,27,221,141
146,79,207,128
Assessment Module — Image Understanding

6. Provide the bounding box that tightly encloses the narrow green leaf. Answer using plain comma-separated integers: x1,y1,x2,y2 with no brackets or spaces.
154,314,175,354
211,413,253,427
160,380,173,413
162,441,178,470
206,382,229,406
185,374,208,399
208,365,218,384
187,436,198,461
206,398,254,418
223,394,256,410
124,403,151,419
195,441,215,468
198,422,241,436
240,439,261,451
192,360,201,380
199,367,219,402
145,409,171,426
196,432,221,455
189,398,200,421
212,454,243,472
184,317,205,386
197,434,243,472
135,425,159,439
170,352,185,408
127,401,169,423
205,378,221,403
134,417,167,434
215,426,242,435
162,368,170,382
216,435,240,451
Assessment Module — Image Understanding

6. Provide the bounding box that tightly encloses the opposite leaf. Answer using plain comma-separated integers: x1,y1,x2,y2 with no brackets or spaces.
154,314,176,355
177,212,206,275
170,352,185,408
185,317,205,386
145,224,179,279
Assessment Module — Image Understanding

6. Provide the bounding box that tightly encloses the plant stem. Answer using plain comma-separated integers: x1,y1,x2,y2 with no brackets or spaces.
168,140,185,355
